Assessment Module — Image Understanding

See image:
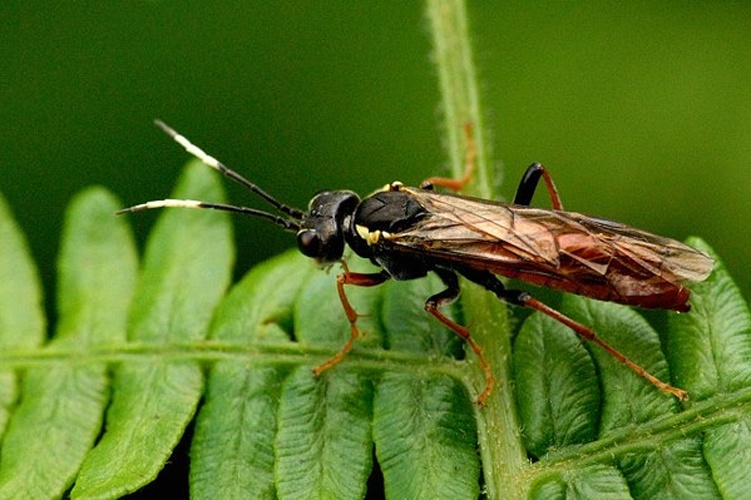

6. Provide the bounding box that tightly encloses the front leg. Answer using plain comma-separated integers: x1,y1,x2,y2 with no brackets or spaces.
312,265,390,376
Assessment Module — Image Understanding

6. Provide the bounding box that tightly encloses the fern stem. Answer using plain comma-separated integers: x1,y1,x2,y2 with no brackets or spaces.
425,1,526,497
426,0,491,198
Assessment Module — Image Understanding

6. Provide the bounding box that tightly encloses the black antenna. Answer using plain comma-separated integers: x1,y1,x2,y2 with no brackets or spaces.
153,120,304,220
116,199,300,231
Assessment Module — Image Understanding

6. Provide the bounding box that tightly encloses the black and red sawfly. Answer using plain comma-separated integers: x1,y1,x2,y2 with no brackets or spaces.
119,120,714,405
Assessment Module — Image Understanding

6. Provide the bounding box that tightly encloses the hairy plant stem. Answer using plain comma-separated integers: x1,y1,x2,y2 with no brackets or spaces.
425,1,526,498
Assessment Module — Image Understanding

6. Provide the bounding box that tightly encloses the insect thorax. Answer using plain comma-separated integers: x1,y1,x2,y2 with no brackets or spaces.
344,189,431,280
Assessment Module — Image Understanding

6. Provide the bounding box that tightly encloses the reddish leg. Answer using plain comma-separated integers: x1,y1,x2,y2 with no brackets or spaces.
538,166,563,210
420,122,476,192
312,265,390,376
459,267,688,401
418,125,564,214
512,163,564,210
426,269,495,405
521,296,688,401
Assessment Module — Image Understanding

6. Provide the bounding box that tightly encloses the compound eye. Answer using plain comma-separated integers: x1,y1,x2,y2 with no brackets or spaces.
296,230,320,258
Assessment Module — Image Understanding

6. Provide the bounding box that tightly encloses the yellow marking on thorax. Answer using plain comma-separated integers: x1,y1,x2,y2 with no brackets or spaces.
355,225,392,246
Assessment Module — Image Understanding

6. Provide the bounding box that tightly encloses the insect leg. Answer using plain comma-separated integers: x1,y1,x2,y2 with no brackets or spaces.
520,297,688,400
312,266,390,376
420,122,476,191
458,268,689,401
425,268,495,405
513,163,563,210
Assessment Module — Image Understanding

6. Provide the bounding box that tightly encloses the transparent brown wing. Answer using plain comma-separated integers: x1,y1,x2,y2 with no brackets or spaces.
384,188,714,311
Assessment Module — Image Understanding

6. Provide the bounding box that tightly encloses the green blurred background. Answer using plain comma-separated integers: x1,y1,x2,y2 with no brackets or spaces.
3,2,750,310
